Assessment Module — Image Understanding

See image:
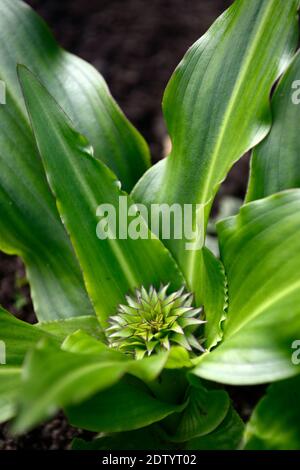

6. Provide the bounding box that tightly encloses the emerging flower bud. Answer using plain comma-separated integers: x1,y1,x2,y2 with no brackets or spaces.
106,284,206,359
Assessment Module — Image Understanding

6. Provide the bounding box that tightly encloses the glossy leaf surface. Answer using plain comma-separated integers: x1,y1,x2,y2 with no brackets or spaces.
193,191,300,384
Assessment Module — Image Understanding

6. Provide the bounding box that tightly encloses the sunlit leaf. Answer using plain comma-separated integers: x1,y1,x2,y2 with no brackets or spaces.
0,0,150,320
12,339,130,434
18,65,185,326
132,0,299,299
193,191,300,384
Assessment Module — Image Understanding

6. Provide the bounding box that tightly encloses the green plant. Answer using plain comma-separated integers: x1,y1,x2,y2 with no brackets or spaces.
1,0,300,450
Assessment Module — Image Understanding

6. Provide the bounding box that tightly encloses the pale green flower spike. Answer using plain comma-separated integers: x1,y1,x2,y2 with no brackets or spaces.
106,284,206,359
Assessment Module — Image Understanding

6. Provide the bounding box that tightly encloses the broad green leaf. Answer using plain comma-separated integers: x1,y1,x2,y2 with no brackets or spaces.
0,126,94,322
166,379,230,442
0,0,149,189
61,330,128,361
37,316,104,342
0,306,56,365
0,367,21,423
132,0,299,295
12,338,131,434
62,330,169,383
0,0,150,321
18,66,184,326
246,52,300,202
186,408,244,450
13,332,169,433
244,376,300,450
66,377,186,433
193,190,300,384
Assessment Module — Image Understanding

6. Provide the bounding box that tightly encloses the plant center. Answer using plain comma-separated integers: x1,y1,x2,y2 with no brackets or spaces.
106,284,206,360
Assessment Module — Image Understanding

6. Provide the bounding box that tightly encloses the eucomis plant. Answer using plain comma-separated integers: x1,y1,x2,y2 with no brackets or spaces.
0,0,300,450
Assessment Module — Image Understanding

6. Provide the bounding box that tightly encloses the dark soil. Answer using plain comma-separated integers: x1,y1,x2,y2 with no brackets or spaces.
0,0,255,450
0,412,93,450
0,255,35,324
